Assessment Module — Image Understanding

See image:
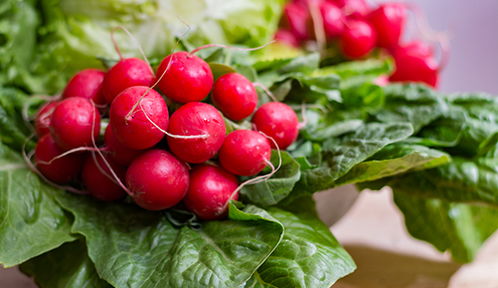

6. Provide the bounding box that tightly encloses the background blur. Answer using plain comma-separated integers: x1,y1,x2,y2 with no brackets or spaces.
379,0,498,94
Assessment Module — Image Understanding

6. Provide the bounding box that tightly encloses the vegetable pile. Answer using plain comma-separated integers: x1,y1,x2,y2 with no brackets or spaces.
276,0,446,87
1,1,497,288
32,50,304,221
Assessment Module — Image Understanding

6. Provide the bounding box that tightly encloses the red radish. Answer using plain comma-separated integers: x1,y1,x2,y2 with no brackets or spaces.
320,1,345,38
219,130,272,176
126,149,189,211
282,2,311,41
62,69,106,105
332,0,370,19
369,3,406,49
212,73,258,121
167,102,225,163
50,97,101,150
109,86,168,150
35,102,57,137
251,102,299,150
274,29,300,47
184,164,239,220
102,58,154,104
340,20,376,59
81,154,126,201
156,52,213,103
103,126,141,166
389,49,439,87
393,41,434,59
35,134,84,184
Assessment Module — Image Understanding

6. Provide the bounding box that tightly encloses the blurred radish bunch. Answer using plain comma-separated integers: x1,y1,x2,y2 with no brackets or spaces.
275,0,448,87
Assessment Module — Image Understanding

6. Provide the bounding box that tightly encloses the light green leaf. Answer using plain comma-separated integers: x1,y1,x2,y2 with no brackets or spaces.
394,191,498,262
337,144,450,186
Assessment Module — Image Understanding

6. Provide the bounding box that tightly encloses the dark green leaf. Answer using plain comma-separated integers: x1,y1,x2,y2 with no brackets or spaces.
297,122,414,192
254,200,355,287
0,143,75,267
241,151,301,207
20,240,111,288
55,194,284,288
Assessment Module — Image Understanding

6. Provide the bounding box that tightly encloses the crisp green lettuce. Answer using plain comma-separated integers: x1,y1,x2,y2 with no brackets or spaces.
1,0,284,94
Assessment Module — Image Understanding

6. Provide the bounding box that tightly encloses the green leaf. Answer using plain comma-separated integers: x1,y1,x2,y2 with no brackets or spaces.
394,191,498,262
20,240,111,288
0,88,34,151
336,143,450,186
297,122,414,192
55,194,284,288
316,58,393,89
241,151,301,207
374,83,447,132
253,198,355,287
0,143,75,267
387,155,498,205
209,62,237,80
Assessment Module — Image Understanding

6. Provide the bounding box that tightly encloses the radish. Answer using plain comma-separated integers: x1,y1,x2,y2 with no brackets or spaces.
62,69,106,105
81,154,126,201
320,1,345,39
340,20,376,59
50,97,101,150
35,102,57,137
389,46,439,87
156,51,213,103
251,102,299,150
184,164,239,220
126,149,189,211
369,3,406,49
282,2,311,41
35,134,84,184
167,102,225,163
393,41,434,59
103,125,141,166
102,58,155,104
212,73,258,121
274,29,300,47
332,0,370,19
219,130,272,176
109,86,168,150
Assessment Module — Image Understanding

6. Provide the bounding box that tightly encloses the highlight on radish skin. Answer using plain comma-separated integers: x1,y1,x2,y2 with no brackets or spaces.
156,51,213,103
35,134,84,184
109,86,169,150
102,58,155,104
251,102,299,150
50,97,101,150
35,102,58,137
212,73,258,121
219,130,272,176
62,69,106,105
126,149,189,211
81,154,126,202
369,3,406,49
184,164,239,220
167,102,226,163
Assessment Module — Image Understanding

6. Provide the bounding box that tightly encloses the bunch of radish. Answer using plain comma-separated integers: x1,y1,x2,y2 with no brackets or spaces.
32,52,299,220
276,0,446,87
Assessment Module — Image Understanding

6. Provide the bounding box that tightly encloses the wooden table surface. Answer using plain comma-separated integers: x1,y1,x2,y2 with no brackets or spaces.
1,188,497,287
